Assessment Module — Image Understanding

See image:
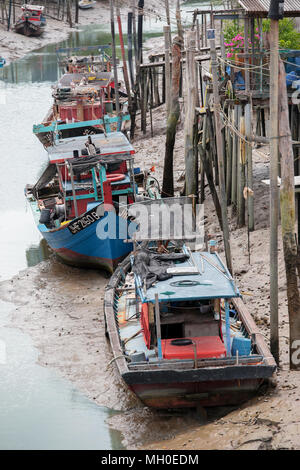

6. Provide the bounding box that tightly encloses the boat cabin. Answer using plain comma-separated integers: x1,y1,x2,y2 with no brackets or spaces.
56,45,112,74
129,244,242,364
27,132,136,229
52,71,115,124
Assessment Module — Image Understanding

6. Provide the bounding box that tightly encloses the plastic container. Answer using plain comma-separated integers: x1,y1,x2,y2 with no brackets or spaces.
231,336,251,356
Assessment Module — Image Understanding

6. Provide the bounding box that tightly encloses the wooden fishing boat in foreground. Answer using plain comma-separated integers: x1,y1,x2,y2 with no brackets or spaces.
14,4,46,37
104,199,276,409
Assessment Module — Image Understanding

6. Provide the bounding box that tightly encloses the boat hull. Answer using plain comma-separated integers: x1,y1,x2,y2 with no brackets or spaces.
123,369,273,409
14,19,45,37
38,214,132,273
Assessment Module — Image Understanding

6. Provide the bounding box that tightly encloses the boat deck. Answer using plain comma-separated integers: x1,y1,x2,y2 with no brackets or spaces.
47,132,135,163
136,251,240,304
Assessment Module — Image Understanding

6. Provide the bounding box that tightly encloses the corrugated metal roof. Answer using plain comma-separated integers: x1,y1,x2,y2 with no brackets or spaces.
238,0,300,17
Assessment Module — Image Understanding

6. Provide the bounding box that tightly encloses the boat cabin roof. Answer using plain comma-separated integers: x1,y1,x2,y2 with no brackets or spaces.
57,71,113,88
47,132,135,164
137,251,239,303
22,4,44,11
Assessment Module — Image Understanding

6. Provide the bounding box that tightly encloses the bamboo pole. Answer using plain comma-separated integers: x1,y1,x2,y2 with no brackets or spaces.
137,0,144,65
7,0,12,31
231,105,239,209
237,113,246,228
116,5,132,112
110,0,120,115
244,18,250,94
162,36,183,198
176,0,184,41
164,25,171,118
269,18,280,365
184,31,198,199
278,59,300,371
209,31,233,275
245,103,254,231
75,0,79,23
127,12,134,89
164,0,172,44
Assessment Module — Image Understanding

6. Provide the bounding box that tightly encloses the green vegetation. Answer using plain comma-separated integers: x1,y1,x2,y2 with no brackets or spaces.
263,18,300,50
223,18,300,52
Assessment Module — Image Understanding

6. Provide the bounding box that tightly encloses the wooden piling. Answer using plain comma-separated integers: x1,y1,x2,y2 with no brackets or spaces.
184,31,198,200
164,25,171,118
245,103,254,231
209,31,233,274
269,17,280,365
278,59,300,370
237,113,246,228
231,105,239,210
162,36,183,198
110,0,120,115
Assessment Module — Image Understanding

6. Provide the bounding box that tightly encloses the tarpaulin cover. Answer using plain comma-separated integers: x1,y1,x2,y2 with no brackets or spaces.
132,248,189,290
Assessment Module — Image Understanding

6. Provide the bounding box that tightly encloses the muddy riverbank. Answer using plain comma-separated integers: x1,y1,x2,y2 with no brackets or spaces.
1,0,299,450
133,107,299,450
1,102,299,449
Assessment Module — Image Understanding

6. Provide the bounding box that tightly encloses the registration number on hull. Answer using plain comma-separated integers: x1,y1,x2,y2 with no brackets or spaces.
68,205,104,235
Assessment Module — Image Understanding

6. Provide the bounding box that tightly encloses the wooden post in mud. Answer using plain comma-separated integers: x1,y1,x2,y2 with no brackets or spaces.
237,113,246,228
244,18,250,94
164,0,172,44
116,6,133,113
209,30,233,275
7,0,12,31
66,0,72,28
278,59,300,370
176,0,184,40
110,0,120,115
269,15,280,365
137,0,144,65
162,36,183,198
164,25,171,118
231,105,240,212
75,0,79,24
245,103,254,231
184,31,198,200
198,118,223,229
127,12,135,89
132,0,138,63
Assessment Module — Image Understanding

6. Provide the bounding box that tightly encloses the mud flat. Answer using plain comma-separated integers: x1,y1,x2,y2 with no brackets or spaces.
0,103,299,449
133,106,300,450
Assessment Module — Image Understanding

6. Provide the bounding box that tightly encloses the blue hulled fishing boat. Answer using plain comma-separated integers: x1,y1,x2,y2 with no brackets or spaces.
25,132,139,272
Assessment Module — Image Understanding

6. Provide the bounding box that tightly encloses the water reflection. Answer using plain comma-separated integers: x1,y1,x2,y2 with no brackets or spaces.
26,239,51,267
